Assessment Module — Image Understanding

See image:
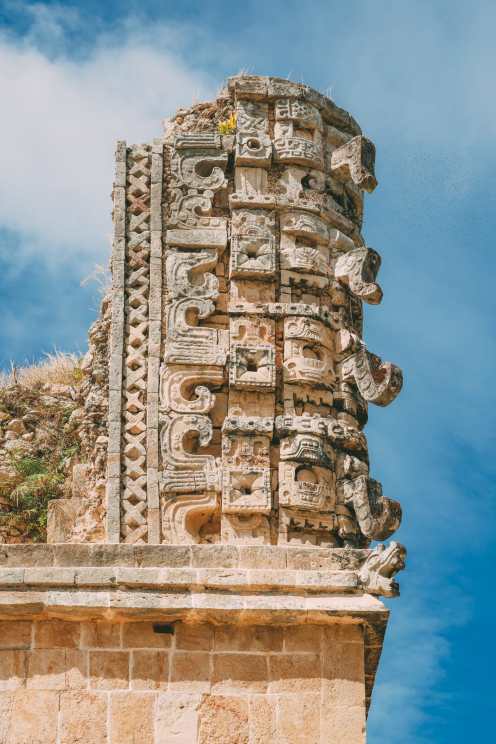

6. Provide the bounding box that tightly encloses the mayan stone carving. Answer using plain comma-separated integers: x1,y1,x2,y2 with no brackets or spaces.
106,74,404,549
0,75,409,744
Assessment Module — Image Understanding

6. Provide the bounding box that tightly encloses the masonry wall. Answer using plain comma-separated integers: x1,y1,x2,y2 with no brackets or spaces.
0,619,365,744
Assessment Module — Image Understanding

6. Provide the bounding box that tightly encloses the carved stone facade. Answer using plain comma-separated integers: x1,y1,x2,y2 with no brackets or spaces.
2,75,406,744
105,75,403,551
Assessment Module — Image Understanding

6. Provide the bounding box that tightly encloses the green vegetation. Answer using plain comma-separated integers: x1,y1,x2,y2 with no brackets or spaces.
0,365,81,542
1,451,65,540
218,112,237,135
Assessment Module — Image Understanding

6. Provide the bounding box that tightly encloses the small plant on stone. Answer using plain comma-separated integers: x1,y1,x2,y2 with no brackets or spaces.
218,112,237,135
0,451,65,541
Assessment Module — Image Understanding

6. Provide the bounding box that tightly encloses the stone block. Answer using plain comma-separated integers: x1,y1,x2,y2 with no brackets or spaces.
155,693,202,744
51,544,92,566
322,636,364,684
133,545,192,568
214,625,283,653
175,623,213,651
123,621,172,648
191,545,238,568
131,649,168,689
89,650,129,689
59,691,108,744
0,545,54,567
198,695,249,744
0,569,23,585
34,620,80,648
26,649,65,689
284,625,323,653
46,499,81,544
109,691,155,744
211,653,268,693
24,567,76,586
268,654,321,693
0,650,27,690
89,544,137,567
237,546,286,569
65,649,87,689
286,548,342,571
0,693,13,742
117,567,162,586
249,695,277,743
320,704,366,743
81,621,121,648
0,621,32,649
169,651,211,693
276,693,321,744
323,622,364,644
3,690,59,744
76,567,118,586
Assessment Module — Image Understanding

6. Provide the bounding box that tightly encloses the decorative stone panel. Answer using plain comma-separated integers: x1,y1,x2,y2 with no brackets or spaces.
104,75,404,552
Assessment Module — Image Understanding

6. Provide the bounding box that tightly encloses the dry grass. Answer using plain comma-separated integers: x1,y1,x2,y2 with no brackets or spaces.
0,352,83,389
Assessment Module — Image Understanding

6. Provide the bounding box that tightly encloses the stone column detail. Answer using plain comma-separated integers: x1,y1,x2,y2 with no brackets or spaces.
120,145,152,544
159,132,228,543
107,142,160,544
106,74,404,552
106,140,127,543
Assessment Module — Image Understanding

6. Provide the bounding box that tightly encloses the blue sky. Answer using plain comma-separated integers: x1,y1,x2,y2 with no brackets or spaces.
1,1,495,740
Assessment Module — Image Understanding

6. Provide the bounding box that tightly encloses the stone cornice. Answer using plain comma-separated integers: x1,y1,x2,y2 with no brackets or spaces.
0,543,396,712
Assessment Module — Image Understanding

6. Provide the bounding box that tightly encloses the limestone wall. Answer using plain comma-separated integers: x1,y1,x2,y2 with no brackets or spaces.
0,618,365,743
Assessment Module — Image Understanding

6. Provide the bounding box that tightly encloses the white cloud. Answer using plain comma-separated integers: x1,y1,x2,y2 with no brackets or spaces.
368,578,472,743
0,8,214,269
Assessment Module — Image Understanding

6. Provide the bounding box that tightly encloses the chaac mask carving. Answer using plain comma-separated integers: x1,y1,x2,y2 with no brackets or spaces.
104,75,404,549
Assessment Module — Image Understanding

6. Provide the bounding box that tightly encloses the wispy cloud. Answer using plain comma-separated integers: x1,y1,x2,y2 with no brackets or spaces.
0,6,214,270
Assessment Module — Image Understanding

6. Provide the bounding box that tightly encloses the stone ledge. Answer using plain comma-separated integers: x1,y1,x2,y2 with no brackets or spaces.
0,566,359,593
0,543,405,599
0,543,368,570
0,587,386,622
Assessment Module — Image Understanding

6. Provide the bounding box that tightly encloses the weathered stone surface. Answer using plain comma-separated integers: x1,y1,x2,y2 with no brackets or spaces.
0,620,31,648
73,73,406,557
198,695,249,744
130,649,168,689
110,691,155,743
123,621,172,648
59,691,108,743
46,499,81,544
2,690,59,744
155,693,202,743
89,650,129,689
0,617,378,742
34,619,80,648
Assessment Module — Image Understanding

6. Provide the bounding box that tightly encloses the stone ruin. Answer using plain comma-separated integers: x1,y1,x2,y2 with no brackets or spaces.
0,75,406,743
